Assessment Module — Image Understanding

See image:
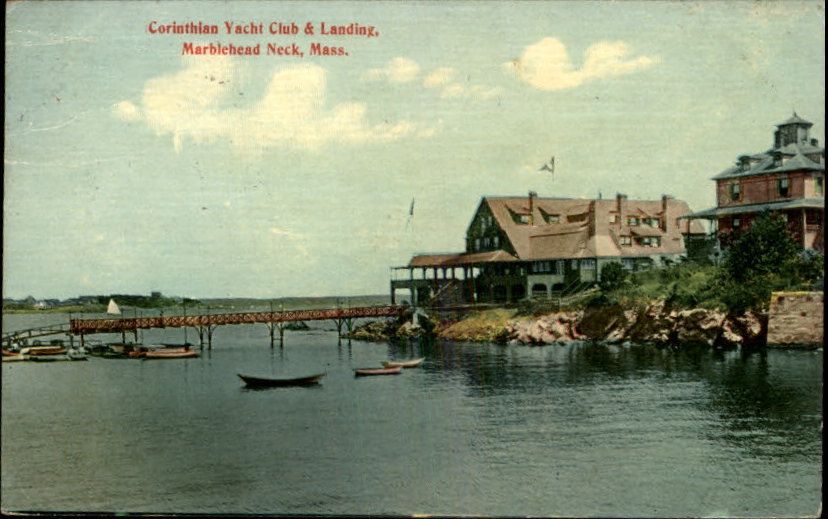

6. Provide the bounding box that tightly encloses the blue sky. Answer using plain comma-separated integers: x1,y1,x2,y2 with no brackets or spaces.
4,0,824,299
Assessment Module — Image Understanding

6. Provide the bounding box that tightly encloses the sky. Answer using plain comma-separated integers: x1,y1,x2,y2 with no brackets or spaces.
4,0,825,300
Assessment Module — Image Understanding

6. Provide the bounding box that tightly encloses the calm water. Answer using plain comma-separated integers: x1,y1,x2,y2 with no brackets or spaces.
1,312,822,516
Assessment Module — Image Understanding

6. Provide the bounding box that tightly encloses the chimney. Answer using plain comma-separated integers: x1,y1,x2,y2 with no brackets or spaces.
774,130,781,149
661,194,674,231
528,190,537,225
616,193,627,227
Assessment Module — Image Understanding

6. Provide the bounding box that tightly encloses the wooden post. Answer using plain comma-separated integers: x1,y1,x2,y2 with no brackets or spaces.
278,323,285,347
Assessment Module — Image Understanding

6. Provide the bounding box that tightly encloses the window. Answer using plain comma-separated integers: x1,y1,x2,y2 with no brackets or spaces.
729,183,741,201
645,218,660,227
609,214,617,223
570,260,578,271
555,260,563,274
732,217,740,229
545,214,560,223
480,218,487,231
620,236,632,246
483,237,491,248
816,176,823,196
581,259,597,270
474,238,481,251
639,237,661,247
518,214,530,224
493,236,499,248
627,216,640,226
622,258,635,271
778,175,790,197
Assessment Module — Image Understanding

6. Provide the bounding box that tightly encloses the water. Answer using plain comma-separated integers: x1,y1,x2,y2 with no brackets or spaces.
1,312,822,516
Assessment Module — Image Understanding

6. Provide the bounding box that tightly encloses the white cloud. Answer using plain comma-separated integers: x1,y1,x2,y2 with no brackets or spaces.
114,57,430,153
364,57,421,83
423,67,456,88
505,37,658,91
113,100,141,121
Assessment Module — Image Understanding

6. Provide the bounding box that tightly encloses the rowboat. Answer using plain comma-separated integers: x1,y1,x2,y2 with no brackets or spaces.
22,346,67,356
2,349,21,357
143,349,199,359
381,357,425,369
354,366,403,377
238,372,326,388
28,355,72,362
2,354,27,362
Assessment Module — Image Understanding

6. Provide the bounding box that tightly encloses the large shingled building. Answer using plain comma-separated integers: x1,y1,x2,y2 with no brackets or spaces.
391,192,705,306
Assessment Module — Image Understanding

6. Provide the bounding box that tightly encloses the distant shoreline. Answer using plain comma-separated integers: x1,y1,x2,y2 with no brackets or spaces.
2,294,392,315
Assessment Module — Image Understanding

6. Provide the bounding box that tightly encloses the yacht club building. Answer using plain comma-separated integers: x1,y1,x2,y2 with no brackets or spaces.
391,192,705,306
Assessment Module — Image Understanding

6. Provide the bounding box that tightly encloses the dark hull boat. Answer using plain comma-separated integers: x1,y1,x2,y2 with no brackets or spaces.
238,372,326,388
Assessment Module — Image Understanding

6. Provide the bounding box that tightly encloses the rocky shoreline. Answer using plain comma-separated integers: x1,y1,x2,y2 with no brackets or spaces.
347,302,769,348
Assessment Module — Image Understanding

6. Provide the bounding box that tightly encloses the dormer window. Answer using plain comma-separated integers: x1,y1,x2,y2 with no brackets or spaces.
545,214,560,223
777,175,790,197
645,218,660,227
619,236,632,246
729,183,741,201
627,216,639,226
518,214,530,224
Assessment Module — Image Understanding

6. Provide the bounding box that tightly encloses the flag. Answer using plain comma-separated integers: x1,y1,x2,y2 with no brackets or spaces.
540,156,555,175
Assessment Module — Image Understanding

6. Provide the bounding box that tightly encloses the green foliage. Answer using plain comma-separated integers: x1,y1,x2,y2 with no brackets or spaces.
598,262,627,292
722,212,800,283
716,212,823,312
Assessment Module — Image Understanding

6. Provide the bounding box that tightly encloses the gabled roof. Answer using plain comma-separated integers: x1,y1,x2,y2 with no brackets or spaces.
478,196,703,260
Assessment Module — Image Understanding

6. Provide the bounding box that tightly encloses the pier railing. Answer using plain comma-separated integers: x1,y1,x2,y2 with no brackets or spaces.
69,305,405,335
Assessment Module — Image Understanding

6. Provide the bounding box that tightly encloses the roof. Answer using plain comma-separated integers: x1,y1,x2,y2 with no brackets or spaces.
778,113,813,127
481,196,703,260
713,147,824,180
408,250,518,267
681,197,825,219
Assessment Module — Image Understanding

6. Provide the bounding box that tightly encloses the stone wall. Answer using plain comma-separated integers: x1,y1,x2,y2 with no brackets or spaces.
766,291,824,347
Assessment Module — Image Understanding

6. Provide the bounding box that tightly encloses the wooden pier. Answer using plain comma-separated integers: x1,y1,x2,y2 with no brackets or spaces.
3,305,406,349
68,305,406,348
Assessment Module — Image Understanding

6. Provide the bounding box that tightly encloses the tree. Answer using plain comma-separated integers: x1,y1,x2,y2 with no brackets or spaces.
718,211,821,312
722,212,800,283
599,262,627,292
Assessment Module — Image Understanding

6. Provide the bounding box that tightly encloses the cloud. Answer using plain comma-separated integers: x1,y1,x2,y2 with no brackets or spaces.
505,37,658,91
113,101,141,121
114,57,429,153
420,65,501,100
423,67,456,88
364,57,421,83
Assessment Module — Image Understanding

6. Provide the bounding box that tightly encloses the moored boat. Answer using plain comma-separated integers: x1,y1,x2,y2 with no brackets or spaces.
2,354,28,362
381,357,425,368
143,349,199,359
67,349,88,361
354,366,403,377
23,346,67,356
238,372,326,388
28,354,72,362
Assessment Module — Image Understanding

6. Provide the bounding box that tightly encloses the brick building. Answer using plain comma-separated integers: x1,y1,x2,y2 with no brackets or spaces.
684,114,824,251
